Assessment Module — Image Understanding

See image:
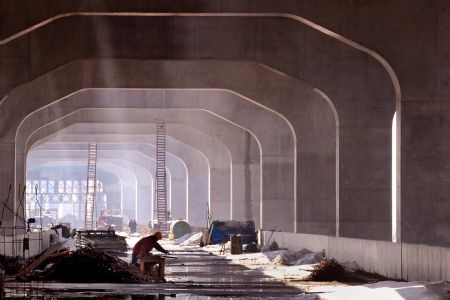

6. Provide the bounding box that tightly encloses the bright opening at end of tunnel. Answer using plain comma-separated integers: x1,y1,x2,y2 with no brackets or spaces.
392,112,397,243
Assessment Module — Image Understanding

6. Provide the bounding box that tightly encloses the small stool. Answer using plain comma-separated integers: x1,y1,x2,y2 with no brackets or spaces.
139,254,166,281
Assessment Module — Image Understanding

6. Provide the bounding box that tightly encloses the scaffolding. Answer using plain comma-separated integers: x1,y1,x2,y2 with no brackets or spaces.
0,184,55,298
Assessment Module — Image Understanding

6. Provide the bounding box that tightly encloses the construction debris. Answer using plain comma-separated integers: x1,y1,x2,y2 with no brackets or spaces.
306,258,386,283
244,242,259,253
261,241,279,252
271,249,313,265
295,251,324,265
32,246,147,283
179,232,203,246
75,230,128,256
0,255,24,275
307,258,348,281
174,232,195,245
18,240,69,279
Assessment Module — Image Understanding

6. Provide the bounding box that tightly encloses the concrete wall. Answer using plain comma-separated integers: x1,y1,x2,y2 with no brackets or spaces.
262,231,450,282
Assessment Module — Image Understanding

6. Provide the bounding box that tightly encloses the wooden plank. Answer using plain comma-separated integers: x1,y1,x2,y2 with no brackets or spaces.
18,240,68,278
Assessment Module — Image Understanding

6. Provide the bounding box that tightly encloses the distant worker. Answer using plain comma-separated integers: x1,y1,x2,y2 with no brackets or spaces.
129,219,137,234
131,232,170,265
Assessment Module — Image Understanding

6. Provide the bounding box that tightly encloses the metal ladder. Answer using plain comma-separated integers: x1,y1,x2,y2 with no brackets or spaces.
156,121,168,232
84,143,97,230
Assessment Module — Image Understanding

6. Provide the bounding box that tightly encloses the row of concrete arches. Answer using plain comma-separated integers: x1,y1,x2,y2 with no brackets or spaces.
0,12,398,241
10,60,332,234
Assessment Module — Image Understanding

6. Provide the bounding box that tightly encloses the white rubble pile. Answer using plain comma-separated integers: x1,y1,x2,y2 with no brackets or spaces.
226,251,282,264
201,244,223,252
224,241,231,251
295,251,324,265
262,264,316,280
227,248,324,266
179,232,203,246
174,232,196,245
273,249,324,266
203,242,231,253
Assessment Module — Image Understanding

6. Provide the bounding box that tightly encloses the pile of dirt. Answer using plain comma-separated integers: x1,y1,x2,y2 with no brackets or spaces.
36,246,147,283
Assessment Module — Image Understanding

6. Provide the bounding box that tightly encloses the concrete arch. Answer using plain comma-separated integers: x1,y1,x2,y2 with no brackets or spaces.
0,12,400,107
30,113,260,224
32,141,193,224
30,137,208,227
29,159,149,225
38,139,189,222
30,143,208,227
32,119,233,220
27,159,139,227
27,150,157,225
18,92,295,232
40,132,233,224
21,108,267,228
3,60,339,236
28,148,174,224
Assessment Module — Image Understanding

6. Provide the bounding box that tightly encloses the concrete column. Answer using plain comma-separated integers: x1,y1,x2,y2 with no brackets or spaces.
0,143,15,230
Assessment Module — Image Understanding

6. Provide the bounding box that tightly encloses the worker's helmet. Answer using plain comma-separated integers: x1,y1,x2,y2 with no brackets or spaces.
155,231,163,240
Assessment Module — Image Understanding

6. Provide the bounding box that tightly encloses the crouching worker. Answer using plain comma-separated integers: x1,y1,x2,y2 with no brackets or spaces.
131,231,170,265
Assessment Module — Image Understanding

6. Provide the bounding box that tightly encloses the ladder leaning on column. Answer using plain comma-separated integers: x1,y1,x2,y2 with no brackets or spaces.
156,121,168,233
85,143,97,230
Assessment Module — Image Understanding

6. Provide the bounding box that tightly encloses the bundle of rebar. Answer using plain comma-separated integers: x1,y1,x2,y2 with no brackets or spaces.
307,258,348,281
41,246,147,283
306,258,387,283
0,255,24,275
75,231,128,256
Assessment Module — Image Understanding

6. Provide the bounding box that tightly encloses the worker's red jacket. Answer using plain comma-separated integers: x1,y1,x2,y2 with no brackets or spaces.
132,235,168,257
